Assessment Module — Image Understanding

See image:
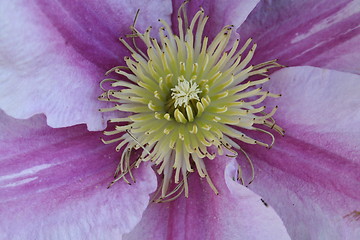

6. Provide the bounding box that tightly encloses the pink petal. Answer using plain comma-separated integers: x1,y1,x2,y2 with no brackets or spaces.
0,111,157,239
238,0,360,74
0,1,172,130
124,157,290,240
266,66,360,133
242,67,360,239
171,0,260,39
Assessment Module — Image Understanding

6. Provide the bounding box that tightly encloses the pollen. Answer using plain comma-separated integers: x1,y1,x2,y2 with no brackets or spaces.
99,1,284,203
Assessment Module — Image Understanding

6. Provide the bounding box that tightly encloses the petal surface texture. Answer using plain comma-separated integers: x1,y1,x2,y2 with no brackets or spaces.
0,112,157,240
244,66,360,239
124,158,291,240
0,1,172,130
239,0,360,74
171,0,260,39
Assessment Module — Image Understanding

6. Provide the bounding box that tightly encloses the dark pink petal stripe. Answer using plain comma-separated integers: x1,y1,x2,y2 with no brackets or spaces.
239,0,360,74
124,157,290,240
244,66,360,239
0,112,157,239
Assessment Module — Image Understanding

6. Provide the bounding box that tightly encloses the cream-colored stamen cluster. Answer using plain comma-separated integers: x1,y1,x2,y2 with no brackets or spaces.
99,1,284,202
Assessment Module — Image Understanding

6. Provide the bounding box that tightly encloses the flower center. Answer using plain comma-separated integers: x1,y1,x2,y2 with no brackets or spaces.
99,1,285,203
171,76,201,108
167,76,202,123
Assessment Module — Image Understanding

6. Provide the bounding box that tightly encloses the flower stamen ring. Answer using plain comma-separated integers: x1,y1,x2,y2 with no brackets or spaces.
99,1,284,203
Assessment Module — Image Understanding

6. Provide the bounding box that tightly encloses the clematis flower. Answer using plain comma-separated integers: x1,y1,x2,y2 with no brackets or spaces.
0,1,359,240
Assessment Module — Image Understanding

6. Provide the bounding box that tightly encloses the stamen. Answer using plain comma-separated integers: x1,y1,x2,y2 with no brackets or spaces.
99,1,284,202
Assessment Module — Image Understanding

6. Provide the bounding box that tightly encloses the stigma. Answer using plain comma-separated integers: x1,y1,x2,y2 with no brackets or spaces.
99,1,284,203
171,77,202,109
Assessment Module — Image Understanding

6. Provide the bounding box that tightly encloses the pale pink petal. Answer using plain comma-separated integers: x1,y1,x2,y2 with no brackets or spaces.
239,0,360,74
171,0,260,39
124,157,290,240
0,111,157,239
0,0,172,130
242,67,360,239
266,66,360,133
